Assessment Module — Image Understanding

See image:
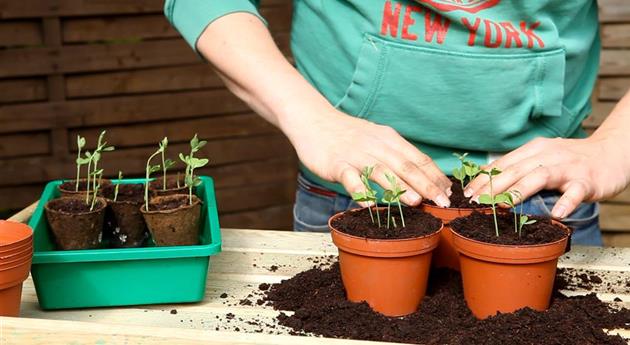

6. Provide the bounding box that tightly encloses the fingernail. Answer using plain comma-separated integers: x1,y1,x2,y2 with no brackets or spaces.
435,194,450,208
403,191,421,206
463,188,473,198
552,205,567,219
446,188,452,197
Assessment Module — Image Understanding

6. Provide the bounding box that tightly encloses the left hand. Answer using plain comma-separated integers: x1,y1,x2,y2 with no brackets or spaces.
464,136,630,219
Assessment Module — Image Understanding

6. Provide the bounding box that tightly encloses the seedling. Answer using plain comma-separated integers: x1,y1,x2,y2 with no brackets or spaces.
114,171,122,202
502,190,537,237
519,215,537,237
477,168,503,236
158,137,176,191
75,135,86,192
90,131,115,194
452,153,481,190
90,169,104,211
179,134,209,205
144,139,165,211
381,174,406,229
351,166,381,227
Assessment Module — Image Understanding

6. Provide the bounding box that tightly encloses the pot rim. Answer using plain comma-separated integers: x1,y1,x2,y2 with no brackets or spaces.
58,178,112,192
328,207,443,243
451,219,571,249
45,196,107,216
140,194,201,215
420,202,492,213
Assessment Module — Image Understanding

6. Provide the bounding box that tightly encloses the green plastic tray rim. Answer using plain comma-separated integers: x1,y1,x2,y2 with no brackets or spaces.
28,176,221,264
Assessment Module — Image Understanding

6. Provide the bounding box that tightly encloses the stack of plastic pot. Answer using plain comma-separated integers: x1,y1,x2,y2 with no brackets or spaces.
0,220,33,316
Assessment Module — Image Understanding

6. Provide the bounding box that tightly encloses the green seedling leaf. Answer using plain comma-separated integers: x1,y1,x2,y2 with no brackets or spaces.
452,167,465,181
351,192,371,203
453,152,469,161
478,194,494,205
179,153,189,164
77,136,86,149
149,165,161,174
190,134,199,150
102,145,115,152
164,159,176,169
494,193,511,205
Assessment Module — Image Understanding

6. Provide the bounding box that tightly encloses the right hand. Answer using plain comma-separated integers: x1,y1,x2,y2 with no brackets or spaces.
284,107,452,207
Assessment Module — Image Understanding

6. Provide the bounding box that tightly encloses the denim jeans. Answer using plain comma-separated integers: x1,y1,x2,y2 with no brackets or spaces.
293,173,603,246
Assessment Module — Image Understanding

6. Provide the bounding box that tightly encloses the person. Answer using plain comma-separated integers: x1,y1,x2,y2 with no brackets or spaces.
164,0,630,245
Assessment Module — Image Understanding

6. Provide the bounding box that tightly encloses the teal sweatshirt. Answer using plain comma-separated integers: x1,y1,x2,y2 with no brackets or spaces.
165,0,600,195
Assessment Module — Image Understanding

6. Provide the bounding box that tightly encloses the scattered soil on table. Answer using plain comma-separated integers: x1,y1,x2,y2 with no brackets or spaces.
220,293,228,299
103,183,144,202
450,211,568,245
261,261,630,345
47,197,102,213
331,207,441,239
425,176,487,209
170,309,178,315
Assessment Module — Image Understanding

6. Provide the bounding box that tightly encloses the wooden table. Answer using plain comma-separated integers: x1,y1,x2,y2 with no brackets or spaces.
2,203,629,344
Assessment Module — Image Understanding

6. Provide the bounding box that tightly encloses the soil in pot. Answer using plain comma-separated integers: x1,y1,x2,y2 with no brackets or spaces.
260,262,630,345
149,175,187,197
44,197,106,250
58,179,112,198
141,194,201,246
330,207,442,316
450,211,570,319
102,184,148,248
422,177,491,271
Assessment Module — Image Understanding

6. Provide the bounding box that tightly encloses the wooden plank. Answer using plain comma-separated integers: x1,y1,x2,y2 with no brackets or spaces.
65,64,221,98
0,89,249,133
7,200,38,223
0,0,290,19
216,180,296,213
61,7,290,44
220,204,294,230
0,20,42,47
0,78,47,103
602,232,630,247
0,134,293,186
601,24,630,48
599,77,629,101
599,0,630,23
68,113,278,149
600,203,630,232
0,39,198,78
581,101,615,128
599,50,630,76
0,131,50,159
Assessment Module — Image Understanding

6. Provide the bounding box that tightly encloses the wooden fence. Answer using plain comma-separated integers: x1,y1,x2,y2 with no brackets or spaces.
0,0,629,245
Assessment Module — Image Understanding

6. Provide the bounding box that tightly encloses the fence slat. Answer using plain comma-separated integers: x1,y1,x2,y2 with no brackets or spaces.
0,20,42,47
0,78,47,103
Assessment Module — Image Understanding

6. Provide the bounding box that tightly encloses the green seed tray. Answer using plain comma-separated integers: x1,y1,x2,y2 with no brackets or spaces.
27,176,221,310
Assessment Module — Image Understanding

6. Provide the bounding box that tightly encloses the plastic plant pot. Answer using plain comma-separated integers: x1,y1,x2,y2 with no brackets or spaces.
451,221,570,319
421,204,492,271
329,209,442,317
0,258,32,317
0,239,33,256
0,220,34,249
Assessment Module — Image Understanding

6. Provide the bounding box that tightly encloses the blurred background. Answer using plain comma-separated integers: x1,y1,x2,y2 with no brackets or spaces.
0,0,628,246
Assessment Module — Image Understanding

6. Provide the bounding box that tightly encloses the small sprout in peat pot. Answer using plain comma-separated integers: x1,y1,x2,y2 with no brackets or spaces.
75,135,86,192
90,130,115,195
179,134,209,205
381,174,406,229
90,169,104,211
351,166,381,227
114,171,123,202
477,167,502,236
158,137,176,191
145,139,166,211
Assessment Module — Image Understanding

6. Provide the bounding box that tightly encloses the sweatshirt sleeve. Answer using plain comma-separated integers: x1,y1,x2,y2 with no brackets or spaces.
164,0,266,52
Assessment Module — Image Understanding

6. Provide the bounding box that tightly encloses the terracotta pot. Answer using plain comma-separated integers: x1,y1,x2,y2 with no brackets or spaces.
0,239,33,256
0,283,24,316
149,175,188,197
329,209,442,317
58,178,112,198
0,249,33,267
0,259,32,317
141,194,202,246
421,204,492,271
451,221,570,319
45,197,107,250
0,220,33,249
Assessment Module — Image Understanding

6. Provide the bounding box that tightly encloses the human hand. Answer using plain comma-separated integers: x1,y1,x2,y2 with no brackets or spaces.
285,108,452,207
464,136,630,218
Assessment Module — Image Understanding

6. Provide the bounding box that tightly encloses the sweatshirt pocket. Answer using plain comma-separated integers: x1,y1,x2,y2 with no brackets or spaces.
335,33,566,151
